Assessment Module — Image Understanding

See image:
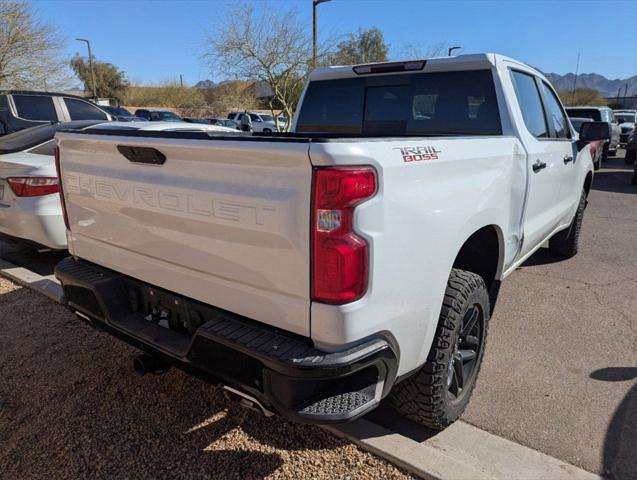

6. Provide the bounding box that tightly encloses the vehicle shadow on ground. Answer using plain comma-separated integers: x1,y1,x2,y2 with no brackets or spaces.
591,156,636,194
591,169,636,194
518,247,564,268
0,241,67,276
365,403,439,443
590,367,637,480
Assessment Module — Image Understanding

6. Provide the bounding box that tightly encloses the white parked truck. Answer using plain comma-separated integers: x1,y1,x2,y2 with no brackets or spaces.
54,54,609,429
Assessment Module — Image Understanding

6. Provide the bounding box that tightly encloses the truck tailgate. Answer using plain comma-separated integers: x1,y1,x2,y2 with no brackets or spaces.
56,132,312,335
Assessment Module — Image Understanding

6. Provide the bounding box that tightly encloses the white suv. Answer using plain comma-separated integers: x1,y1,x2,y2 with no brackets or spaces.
227,111,278,132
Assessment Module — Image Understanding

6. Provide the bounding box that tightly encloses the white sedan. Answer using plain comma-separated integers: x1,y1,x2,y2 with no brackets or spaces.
0,121,239,250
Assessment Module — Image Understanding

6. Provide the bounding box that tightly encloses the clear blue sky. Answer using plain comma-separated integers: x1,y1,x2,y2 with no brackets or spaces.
35,0,637,86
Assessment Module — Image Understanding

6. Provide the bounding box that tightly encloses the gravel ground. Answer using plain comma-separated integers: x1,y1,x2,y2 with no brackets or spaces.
0,277,412,479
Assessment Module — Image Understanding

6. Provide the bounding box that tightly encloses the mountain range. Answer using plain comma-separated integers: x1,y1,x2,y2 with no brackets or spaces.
542,73,636,98
194,79,217,88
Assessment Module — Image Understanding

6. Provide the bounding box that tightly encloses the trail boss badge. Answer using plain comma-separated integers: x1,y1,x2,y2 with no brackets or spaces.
394,146,441,163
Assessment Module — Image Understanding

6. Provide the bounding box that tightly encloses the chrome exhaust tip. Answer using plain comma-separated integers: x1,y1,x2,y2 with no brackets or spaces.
222,385,275,417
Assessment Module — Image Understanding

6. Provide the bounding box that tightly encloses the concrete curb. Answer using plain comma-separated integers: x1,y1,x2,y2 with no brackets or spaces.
0,256,601,480
0,258,63,303
327,418,601,480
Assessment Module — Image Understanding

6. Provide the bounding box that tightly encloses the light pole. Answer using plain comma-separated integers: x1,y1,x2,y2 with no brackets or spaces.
448,46,461,56
76,38,97,99
313,0,332,68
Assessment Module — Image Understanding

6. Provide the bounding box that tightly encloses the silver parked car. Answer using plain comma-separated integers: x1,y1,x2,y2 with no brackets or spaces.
0,121,104,249
0,121,238,251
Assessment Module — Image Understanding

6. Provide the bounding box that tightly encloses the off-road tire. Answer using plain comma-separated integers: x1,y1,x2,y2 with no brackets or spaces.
389,269,490,430
549,189,586,258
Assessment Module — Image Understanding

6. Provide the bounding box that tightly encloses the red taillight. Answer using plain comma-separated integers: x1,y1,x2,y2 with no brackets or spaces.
54,146,70,229
311,166,376,304
6,177,59,197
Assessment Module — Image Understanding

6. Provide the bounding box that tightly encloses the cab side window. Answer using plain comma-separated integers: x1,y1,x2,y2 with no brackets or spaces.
539,82,571,139
13,95,57,121
65,98,108,121
511,71,548,138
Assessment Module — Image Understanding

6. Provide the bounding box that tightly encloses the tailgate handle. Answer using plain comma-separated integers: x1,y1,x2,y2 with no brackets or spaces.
117,145,166,165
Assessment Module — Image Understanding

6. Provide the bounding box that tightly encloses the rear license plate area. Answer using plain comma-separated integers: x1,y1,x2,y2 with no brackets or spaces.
128,284,206,336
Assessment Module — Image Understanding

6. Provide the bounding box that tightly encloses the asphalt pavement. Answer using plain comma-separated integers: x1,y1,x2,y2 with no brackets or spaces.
0,150,635,478
462,150,636,478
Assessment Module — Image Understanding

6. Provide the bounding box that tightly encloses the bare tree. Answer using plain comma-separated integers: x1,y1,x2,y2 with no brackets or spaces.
398,42,455,59
331,27,389,65
201,80,259,115
0,1,68,90
202,3,314,130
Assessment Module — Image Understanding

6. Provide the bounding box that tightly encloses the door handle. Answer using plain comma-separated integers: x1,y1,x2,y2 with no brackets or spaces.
532,160,547,173
563,155,574,164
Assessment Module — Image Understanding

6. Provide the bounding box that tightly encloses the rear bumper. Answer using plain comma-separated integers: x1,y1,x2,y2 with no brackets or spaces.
54,256,398,424
0,200,66,250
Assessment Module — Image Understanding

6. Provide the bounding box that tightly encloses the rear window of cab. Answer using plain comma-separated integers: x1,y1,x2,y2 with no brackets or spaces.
565,108,602,121
296,70,502,136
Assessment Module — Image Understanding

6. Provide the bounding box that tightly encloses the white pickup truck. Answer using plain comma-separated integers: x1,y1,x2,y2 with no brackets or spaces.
54,54,609,430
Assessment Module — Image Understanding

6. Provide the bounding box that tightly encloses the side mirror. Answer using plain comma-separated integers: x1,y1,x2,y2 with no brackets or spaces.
579,121,610,142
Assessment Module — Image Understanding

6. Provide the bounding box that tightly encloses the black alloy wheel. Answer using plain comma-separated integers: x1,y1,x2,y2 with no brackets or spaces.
447,303,484,402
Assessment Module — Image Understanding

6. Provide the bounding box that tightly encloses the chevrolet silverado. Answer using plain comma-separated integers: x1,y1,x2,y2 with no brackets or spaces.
54,54,609,430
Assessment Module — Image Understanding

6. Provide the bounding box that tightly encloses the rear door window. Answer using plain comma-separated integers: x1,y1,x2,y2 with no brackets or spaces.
296,70,501,136
65,98,108,121
511,71,548,138
12,95,57,121
539,82,571,139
